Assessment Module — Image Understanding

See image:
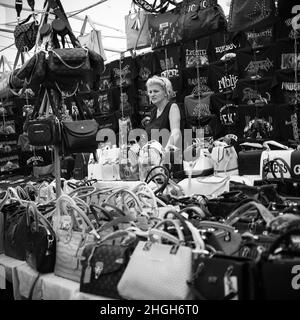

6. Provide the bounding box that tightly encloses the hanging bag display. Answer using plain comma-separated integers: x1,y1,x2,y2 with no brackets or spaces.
148,6,183,49
78,15,106,61
14,13,39,52
228,0,277,32
125,6,151,50
181,0,227,41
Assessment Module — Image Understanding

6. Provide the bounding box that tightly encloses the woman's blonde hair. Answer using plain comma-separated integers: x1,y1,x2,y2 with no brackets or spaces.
146,75,175,100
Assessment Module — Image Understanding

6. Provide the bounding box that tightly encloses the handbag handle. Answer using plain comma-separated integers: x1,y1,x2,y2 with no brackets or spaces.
79,15,96,36
68,185,97,201
198,220,236,234
225,201,275,226
50,48,88,70
262,157,294,180
0,191,9,211
262,140,290,150
149,218,185,243
97,216,134,234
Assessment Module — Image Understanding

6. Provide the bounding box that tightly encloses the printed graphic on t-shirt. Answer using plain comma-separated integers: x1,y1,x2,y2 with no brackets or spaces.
219,103,239,126
272,69,300,105
98,93,112,114
110,57,137,87
184,93,213,120
183,68,211,97
234,77,272,105
182,37,210,68
136,52,158,81
208,60,239,93
99,64,112,91
244,26,274,48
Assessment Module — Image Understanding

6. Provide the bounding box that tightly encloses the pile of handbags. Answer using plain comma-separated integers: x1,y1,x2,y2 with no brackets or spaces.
1,169,300,300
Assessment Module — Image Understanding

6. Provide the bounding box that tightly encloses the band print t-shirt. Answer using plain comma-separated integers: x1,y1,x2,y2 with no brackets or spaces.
243,24,275,48
110,56,138,87
209,31,245,62
135,52,160,82
208,59,239,93
153,45,183,101
181,36,210,68
271,69,300,105
235,44,278,79
276,38,300,70
233,77,273,105
99,63,113,92
182,67,212,97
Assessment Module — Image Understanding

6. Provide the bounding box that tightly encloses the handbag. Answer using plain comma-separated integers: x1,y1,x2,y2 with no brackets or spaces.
119,142,140,181
258,227,300,300
48,47,91,78
80,230,138,299
118,219,200,300
14,14,39,52
238,142,264,175
25,202,56,273
125,8,151,50
178,175,230,198
211,141,239,177
0,55,13,99
62,119,98,154
3,201,27,260
78,15,106,61
188,253,255,300
53,195,100,283
181,0,226,41
228,0,277,32
148,7,183,49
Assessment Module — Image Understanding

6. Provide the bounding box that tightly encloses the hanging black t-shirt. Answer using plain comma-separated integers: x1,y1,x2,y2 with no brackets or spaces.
99,63,113,92
271,69,300,105
276,38,300,70
235,44,278,79
184,91,213,120
97,88,115,115
274,17,300,41
181,36,210,69
153,45,183,101
274,103,300,143
277,0,300,20
208,59,239,93
233,77,273,105
110,56,138,87
182,67,212,97
111,85,137,115
209,31,246,62
135,52,160,82
137,80,150,111
210,91,239,137
237,103,278,141
243,24,275,49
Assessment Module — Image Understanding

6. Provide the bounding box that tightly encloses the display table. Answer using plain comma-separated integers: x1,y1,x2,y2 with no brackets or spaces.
0,254,114,300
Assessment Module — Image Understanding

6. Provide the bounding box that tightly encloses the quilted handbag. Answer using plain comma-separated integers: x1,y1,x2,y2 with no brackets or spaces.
118,219,199,300
228,0,277,32
125,9,151,50
53,195,100,283
80,230,138,299
148,7,183,49
48,48,91,78
14,14,39,52
181,0,226,41
62,119,98,154
188,253,255,300
25,203,56,273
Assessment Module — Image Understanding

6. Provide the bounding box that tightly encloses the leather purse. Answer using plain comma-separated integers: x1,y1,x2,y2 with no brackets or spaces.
48,48,90,78
62,119,98,154
80,230,138,299
25,203,56,273
188,253,255,300
14,14,39,52
181,0,226,41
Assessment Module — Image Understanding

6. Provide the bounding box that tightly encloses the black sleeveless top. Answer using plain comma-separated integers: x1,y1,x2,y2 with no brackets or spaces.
145,101,172,140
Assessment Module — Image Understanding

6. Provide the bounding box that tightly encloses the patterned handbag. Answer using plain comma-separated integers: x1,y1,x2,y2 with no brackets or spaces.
80,230,138,299
148,7,183,49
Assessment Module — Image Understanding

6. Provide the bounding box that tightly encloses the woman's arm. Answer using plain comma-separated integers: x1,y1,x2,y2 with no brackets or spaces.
166,103,181,150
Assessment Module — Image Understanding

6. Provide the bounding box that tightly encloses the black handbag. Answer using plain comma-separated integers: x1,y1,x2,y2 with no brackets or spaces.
181,0,226,41
148,6,183,49
258,227,300,300
62,119,98,154
188,253,255,300
3,201,27,260
14,14,39,52
80,230,138,299
25,203,56,273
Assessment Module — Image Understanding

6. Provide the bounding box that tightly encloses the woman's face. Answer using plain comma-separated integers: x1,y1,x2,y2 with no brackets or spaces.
147,84,167,105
